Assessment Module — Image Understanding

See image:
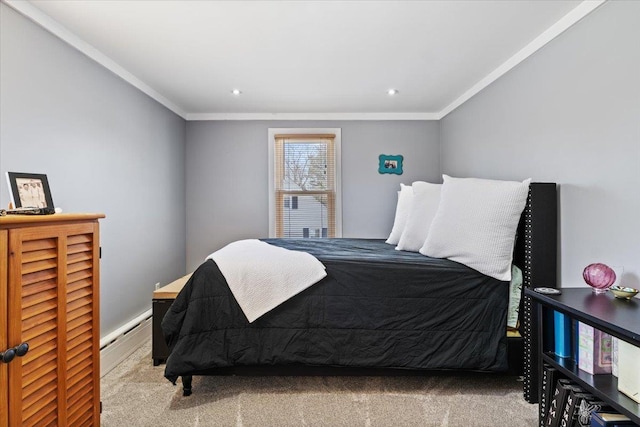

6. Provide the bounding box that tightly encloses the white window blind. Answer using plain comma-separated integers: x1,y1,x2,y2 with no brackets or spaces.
273,134,337,238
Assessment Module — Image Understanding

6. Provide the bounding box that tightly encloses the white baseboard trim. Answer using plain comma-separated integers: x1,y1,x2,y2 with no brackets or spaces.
100,316,152,378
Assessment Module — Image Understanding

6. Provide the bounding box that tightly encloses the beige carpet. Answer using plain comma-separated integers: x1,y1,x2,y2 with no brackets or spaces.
101,339,537,426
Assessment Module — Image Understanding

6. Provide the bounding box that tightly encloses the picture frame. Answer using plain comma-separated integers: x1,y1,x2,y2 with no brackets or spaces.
6,172,55,209
378,154,403,175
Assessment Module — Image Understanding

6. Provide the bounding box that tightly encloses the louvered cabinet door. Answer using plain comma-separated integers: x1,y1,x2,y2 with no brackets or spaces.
65,230,100,426
6,222,100,427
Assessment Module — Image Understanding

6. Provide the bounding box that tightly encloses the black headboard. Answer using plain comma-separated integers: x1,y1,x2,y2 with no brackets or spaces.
514,182,558,290
514,182,558,404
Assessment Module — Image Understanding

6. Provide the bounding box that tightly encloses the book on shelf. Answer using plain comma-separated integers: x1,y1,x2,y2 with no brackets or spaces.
540,364,550,426
547,379,583,427
564,391,596,427
617,339,640,404
571,319,580,364
575,396,613,427
589,411,635,427
611,337,618,377
547,378,571,426
558,384,585,427
578,322,612,375
554,310,572,358
541,364,561,426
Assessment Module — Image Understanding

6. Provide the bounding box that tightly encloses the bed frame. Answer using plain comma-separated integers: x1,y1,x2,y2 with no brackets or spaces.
514,182,558,404
171,183,557,398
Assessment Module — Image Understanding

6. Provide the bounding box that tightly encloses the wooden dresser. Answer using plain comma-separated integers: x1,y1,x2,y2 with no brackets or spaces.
0,213,104,427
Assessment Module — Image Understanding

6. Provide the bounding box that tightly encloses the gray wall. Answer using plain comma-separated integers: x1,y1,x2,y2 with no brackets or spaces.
185,120,440,271
0,4,187,335
440,1,640,288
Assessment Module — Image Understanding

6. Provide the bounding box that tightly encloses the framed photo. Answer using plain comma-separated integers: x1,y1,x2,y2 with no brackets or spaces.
6,172,55,209
378,154,403,175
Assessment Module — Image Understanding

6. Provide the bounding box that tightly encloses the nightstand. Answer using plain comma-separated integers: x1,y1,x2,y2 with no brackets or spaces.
152,273,192,365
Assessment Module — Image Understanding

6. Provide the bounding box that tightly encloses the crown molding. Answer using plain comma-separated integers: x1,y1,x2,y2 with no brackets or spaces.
438,0,606,119
186,112,440,121
3,0,188,119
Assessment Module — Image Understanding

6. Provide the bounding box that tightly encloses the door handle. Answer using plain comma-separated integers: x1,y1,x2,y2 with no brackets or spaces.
0,342,29,363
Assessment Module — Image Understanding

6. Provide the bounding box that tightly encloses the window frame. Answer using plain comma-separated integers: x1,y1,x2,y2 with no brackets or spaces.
268,128,342,238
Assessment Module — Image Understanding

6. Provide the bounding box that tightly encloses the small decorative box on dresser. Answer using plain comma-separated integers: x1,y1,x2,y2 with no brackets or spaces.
526,287,640,426
0,213,104,427
152,273,192,366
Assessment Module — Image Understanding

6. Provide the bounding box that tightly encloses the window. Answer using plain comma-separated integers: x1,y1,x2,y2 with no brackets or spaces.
268,128,342,238
284,196,298,210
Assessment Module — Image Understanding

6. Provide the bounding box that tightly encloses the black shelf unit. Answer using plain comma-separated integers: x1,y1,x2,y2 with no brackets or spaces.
525,288,640,425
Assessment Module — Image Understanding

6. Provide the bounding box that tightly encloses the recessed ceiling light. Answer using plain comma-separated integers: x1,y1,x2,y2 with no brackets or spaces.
387,89,399,96
231,89,242,96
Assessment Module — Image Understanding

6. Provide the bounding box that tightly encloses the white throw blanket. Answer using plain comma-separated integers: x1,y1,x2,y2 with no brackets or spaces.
207,239,327,323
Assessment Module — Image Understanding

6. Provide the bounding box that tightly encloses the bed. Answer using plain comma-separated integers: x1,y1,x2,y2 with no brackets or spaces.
162,182,557,399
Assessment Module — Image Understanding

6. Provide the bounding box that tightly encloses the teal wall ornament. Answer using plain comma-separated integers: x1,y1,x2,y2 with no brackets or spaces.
378,154,403,175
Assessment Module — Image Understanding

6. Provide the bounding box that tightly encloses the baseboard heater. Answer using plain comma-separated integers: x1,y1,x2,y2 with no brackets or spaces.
100,308,152,378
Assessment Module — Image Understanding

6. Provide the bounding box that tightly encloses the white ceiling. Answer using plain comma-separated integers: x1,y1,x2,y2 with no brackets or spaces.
7,0,604,119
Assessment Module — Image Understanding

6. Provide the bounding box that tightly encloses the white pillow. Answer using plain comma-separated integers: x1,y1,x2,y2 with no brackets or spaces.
396,181,441,252
385,184,413,245
420,175,531,281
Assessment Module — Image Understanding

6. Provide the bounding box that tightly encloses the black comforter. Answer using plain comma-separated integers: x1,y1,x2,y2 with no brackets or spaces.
163,239,509,383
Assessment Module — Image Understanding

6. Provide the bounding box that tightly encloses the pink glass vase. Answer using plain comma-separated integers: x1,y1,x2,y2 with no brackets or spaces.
583,263,616,294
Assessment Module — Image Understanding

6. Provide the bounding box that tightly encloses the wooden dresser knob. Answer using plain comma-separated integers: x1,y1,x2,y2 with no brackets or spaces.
0,343,29,363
